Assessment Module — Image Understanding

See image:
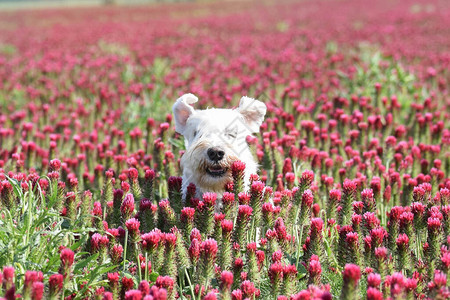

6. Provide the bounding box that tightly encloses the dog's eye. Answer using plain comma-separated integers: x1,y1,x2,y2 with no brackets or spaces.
226,132,237,139
193,130,198,138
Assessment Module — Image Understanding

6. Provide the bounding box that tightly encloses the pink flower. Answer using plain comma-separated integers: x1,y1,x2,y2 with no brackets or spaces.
361,188,374,204
231,289,243,300
343,264,361,282
374,247,387,259
441,252,450,268
396,233,409,247
231,161,246,178
301,189,314,207
427,217,441,231
220,271,233,289
108,272,120,284
299,170,314,186
111,244,123,263
121,194,135,216
222,192,235,205
32,282,44,300
201,239,218,259
237,205,253,217
138,280,150,295
125,290,142,300
203,292,217,300
167,176,182,192
389,206,404,222
433,270,447,288
251,180,265,193
370,227,387,247
366,287,383,300
3,266,14,286
272,250,283,263
125,218,140,235
128,168,139,181
268,262,284,283
122,276,135,292
190,228,202,242
49,159,61,171
282,264,297,277
49,274,63,294
221,219,234,233
214,213,225,224
240,280,257,298
343,179,357,193
390,272,406,296
60,248,74,267
203,192,217,207
180,207,195,222
91,233,109,252
308,260,322,277
164,233,177,247
155,276,174,290
145,169,155,181
238,193,251,205
141,230,160,252
346,232,358,244
405,278,417,291
367,273,381,288
330,189,341,201
189,239,200,262
310,217,323,232
274,217,287,240
285,172,295,185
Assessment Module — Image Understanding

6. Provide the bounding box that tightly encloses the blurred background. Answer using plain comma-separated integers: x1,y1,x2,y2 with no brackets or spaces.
0,0,198,10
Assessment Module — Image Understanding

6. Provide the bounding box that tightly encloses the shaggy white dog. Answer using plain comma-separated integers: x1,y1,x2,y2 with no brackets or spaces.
172,93,267,202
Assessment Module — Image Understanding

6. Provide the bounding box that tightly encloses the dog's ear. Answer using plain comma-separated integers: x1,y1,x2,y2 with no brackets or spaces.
173,93,198,135
237,96,267,133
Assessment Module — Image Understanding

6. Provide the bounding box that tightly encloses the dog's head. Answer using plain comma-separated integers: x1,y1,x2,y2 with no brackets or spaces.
173,93,266,191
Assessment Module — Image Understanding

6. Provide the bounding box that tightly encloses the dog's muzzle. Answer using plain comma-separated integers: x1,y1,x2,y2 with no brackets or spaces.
206,147,227,177
206,165,227,177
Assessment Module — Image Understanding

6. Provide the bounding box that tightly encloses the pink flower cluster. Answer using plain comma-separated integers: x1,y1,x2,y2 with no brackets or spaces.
0,0,449,299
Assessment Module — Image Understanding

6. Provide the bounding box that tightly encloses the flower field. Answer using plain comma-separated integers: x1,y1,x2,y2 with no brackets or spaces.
0,0,449,299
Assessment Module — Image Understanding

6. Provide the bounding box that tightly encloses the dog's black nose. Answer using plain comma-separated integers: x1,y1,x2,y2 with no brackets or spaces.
207,147,225,162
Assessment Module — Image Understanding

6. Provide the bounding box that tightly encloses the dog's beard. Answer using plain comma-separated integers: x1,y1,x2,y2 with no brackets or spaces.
196,159,232,188
200,159,230,178
182,140,239,192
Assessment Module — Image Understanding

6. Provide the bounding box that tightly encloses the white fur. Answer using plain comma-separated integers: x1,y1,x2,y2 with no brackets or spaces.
172,94,267,204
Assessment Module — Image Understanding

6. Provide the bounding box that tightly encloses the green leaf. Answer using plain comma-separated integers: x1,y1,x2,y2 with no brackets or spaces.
73,253,99,272
70,234,89,252
297,262,307,280
168,137,185,150
74,264,117,298
149,271,159,282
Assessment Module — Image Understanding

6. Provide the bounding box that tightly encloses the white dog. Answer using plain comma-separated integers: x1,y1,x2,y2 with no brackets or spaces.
172,93,267,202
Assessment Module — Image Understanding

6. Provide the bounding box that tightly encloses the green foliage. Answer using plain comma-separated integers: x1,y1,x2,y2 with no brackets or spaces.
0,177,118,297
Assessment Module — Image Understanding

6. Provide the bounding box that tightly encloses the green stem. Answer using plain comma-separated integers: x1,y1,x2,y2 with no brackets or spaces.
294,205,301,230
123,230,128,273
324,238,339,269
295,225,304,266
137,249,142,283
380,200,386,228
250,217,256,242
145,252,149,282
415,230,421,261
184,268,195,300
